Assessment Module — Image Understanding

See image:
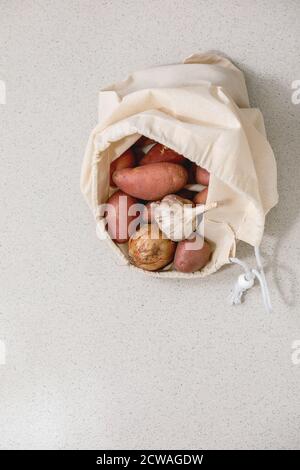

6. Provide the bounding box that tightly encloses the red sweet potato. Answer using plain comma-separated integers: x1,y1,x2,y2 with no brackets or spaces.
105,190,140,243
174,236,211,273
112,162,188,201
110,149,135,187
139,143,187,166
193,187,208,205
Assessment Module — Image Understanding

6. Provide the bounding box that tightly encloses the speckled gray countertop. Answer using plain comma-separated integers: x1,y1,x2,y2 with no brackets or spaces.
1,0,300,450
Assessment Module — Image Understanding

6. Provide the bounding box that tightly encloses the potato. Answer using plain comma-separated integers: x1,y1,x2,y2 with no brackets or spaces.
193,187,208,205
174,235,211,272
194,165,210,186
112,162,188,201
139,143,187,165
110,149,135,187
129,224,176,271
105,190,140,243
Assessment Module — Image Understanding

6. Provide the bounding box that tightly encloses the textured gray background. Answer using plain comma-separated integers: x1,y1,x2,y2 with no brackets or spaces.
1,0,300,450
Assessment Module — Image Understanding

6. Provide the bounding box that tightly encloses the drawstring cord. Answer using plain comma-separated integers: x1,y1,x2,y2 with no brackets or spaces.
229,246,272,313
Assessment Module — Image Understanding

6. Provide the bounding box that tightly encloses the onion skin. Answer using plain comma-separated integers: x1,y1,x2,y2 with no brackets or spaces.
128,224,176,271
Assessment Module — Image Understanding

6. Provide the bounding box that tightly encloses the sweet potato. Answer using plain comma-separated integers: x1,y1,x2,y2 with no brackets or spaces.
174,235,211,273
110,149,135,187
139,143,187,166
105,190,140,243
193,187,208,205
194,165,210,186
112,162,188,201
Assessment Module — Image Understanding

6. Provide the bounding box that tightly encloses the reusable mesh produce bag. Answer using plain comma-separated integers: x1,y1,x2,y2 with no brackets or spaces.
81,53,278,308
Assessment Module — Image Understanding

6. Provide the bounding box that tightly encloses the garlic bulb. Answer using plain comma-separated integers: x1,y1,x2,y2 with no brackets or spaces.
153,194,217,241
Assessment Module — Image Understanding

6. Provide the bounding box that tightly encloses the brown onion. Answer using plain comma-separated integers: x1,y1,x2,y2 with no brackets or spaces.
128,224,176,271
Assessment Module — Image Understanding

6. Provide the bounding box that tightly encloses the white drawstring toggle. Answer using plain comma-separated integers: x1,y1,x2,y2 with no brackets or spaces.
237,273,255,290
230,272,255,305
229,246,272,313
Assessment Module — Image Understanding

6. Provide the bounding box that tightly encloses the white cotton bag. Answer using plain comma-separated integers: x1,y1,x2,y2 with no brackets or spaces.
81,53,278,304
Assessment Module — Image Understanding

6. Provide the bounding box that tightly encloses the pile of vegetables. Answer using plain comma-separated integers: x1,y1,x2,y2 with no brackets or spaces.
105,136,213,273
